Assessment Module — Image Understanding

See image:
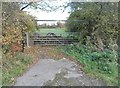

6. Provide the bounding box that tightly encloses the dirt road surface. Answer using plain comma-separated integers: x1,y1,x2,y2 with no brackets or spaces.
15,58,105,86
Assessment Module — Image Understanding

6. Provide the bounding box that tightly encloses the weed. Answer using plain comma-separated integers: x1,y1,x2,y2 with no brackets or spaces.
60,44,118,86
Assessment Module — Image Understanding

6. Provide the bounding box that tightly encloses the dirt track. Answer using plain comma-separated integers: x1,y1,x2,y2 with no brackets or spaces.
15,58,105,86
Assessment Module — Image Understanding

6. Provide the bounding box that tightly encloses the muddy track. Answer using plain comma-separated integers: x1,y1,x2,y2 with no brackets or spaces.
15,58,106,86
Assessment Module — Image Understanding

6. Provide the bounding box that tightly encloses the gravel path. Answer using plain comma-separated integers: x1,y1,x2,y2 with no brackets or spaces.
15,58,106,86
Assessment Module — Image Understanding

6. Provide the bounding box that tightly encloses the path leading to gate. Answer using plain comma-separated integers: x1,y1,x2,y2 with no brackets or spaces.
15,57,106,86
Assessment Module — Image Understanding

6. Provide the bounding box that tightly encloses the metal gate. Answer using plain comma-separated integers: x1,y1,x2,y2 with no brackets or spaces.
30,33,79,46
27,20,89,46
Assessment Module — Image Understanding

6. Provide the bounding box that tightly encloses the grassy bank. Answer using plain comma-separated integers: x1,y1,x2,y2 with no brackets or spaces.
2,46,42,86
59,44,118,86
2,52,33,86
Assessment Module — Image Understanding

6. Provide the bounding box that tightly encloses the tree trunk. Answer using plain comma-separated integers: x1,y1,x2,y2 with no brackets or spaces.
96,34,104,51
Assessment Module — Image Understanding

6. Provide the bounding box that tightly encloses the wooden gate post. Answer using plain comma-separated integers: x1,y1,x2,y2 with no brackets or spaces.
26,32,30,47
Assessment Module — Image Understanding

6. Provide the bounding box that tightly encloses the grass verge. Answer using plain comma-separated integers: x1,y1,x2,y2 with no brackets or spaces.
59,44,118,86
2,52,33,86
2,46,41,86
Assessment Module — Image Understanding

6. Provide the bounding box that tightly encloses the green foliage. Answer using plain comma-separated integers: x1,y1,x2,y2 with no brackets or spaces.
18,12,37,32
66,2,118,50
60,44,118,86
2,2,37,53
2,52,33,86
2,45,11,54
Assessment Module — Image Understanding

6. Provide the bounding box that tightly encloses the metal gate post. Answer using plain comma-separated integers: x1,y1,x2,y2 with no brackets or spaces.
26,32,30,47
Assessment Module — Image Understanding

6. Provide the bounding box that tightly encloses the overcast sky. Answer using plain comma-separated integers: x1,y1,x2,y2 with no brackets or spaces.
24,0,70,25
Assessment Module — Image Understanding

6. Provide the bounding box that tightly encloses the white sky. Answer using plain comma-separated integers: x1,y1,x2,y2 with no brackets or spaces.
24,0,70,25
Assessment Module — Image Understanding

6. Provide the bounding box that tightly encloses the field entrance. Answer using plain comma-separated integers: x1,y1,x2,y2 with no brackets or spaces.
30,28,79,46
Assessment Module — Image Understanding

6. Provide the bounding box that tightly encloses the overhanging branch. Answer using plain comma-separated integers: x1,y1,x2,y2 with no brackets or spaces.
20,2,33,11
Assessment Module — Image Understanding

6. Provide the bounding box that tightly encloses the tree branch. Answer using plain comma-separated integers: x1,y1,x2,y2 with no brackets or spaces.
20,2,33,11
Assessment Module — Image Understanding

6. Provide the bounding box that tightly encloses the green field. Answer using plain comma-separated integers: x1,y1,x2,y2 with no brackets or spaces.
35,28,68,37
34,28,79,38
